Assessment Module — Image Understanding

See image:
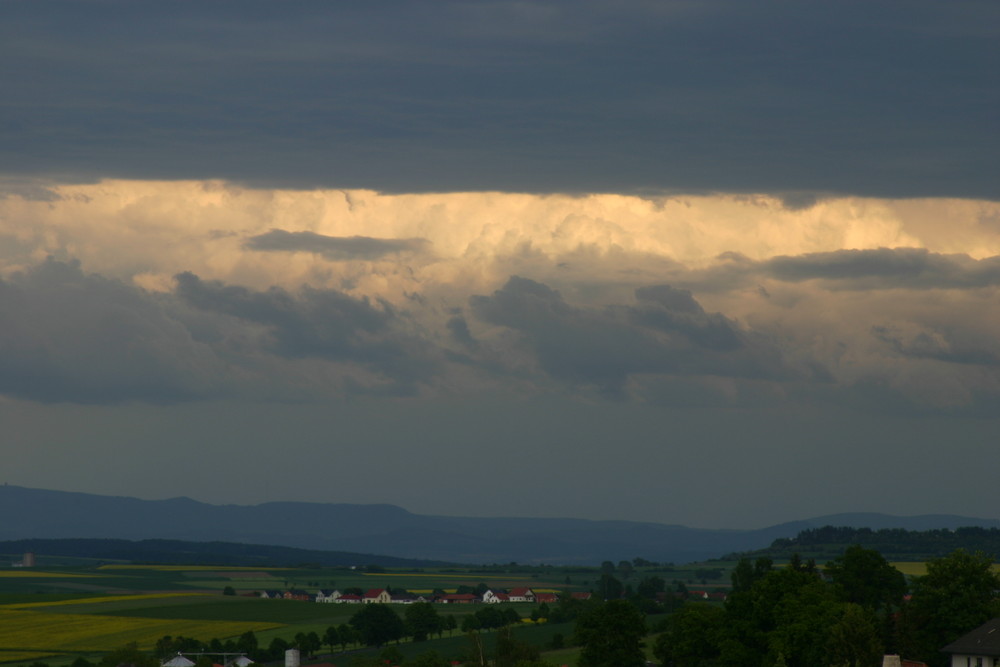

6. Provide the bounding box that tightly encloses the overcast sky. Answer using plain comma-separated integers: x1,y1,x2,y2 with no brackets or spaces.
1,1,998,529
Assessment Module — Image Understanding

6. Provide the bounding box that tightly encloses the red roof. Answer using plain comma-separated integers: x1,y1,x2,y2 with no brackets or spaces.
510,588,533,596
441,593,477,601
535,593,558,603
570,592,592,600
364,589,387,598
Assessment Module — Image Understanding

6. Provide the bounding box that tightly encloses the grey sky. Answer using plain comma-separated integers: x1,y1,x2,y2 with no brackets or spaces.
1,2,998,530
2,1,997,198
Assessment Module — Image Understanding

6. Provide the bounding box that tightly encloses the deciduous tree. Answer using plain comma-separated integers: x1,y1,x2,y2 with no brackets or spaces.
827,603,883,667
99,643,158,667
902,549,1000,665
322,626,339,655
825,545,906,613
350,603,405,647
574,599,647,667
653,602,726,666
405,601,442,642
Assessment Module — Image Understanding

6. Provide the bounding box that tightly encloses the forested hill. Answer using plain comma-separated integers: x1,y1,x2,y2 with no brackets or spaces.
5,485,1000,564
0,538,452,568
738,525,1000,561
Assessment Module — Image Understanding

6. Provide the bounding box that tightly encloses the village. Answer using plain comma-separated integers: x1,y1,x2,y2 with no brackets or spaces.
257,586,730,605
258,587,590,605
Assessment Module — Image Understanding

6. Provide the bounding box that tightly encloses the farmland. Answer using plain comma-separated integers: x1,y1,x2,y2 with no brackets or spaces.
2,544,991,667
0,555,735,667
0,607,279,651
0,562,571,665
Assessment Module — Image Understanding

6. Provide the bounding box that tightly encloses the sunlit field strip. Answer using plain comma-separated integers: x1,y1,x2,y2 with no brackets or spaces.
0,571,95,578
4,593,207,609
98,565,291,571
0,652,61,664
891,562,1000,577
891,562,926,576
364,573,538,579
0,609,281,651
0,653,62,665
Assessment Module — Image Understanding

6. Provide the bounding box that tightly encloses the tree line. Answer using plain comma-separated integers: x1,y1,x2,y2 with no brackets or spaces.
762,525,1000,559
654,547,1000,667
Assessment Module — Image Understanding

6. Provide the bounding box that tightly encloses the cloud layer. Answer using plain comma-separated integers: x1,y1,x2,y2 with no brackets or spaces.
2,1,997,198
245,230,429,260
3,2,998,526
1,181,998,526
1,182,997,415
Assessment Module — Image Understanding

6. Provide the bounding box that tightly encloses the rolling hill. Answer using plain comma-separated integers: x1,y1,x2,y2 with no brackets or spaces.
3,485,998,564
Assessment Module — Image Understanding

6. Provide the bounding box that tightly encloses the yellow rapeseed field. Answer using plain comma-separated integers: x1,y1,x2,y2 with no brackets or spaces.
98,565,289,572
891,562,1000,577
892,562,927,576
365,572,489,578
0,609,280,651
4,593,207,610
0,571,94,578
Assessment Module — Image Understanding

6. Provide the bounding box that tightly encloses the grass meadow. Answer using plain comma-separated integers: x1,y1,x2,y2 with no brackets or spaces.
0,562,602,666
0,558,748,666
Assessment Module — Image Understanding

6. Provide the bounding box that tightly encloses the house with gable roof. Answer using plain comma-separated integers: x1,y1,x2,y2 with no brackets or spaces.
363,588,391,604
508,588,535,602
482,589,509,604
942,618,1000,667
163,656,196,667
881,657,927,667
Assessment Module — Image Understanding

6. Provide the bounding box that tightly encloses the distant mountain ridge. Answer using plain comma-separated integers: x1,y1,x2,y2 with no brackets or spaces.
0,537,445,568
2,485,998,565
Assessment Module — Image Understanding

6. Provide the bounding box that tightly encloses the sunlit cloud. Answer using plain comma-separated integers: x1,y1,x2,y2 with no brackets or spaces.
0,180,997,414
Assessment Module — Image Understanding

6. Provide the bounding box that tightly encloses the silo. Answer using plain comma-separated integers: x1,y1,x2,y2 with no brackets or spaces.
284,649,299,667
22,553,35,567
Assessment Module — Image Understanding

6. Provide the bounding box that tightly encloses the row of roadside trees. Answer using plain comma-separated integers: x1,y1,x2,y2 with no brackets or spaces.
652,547,1000,667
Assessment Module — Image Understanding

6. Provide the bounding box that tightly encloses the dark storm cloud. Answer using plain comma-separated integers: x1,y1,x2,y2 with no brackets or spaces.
764,249,1000,288
632,284,743,350
685,248,1000,292
173,272,437,386
0,259,222,403
245,229,429,260
0,258,442,404
871,326,1000,366
446,314,478,349
470,276,815,393
1,1,997,198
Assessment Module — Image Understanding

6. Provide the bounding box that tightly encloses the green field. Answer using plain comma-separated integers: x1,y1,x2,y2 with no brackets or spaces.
0,559,739,666
1,555,949,667
0,563,587,665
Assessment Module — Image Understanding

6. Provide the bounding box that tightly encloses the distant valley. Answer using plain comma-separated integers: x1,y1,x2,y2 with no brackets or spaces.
3,485,998,565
